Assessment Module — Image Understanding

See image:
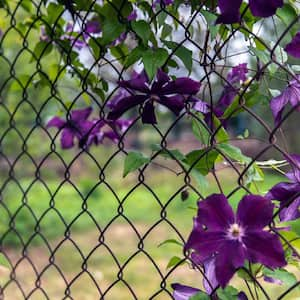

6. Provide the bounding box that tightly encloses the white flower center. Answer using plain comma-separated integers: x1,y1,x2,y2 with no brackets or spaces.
227,223,244,241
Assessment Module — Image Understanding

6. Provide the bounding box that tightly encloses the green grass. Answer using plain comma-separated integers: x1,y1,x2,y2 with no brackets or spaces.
0,167,285,247
1,169,299,299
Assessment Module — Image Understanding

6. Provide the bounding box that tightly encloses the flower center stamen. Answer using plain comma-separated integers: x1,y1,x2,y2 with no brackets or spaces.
227,223,244,240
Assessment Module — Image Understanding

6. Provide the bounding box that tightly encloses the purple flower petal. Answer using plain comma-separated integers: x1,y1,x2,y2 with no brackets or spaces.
237,195,274,230
141,101,157,124
270,76,300,125
285,153,300,183
151,69,170,92
107,89,131,110
127,10,137,21
70,107,93,122
285,32,300,59
193,99,209,113
158,95,185,116
119,71,149,93
171,283,201,300
266,182,299,202
47,116,65,129
243,231,286,268
160,78,200,95
216,0,242,24
197,194,235,231
215,241,246,287
264,275,283,285
107,95,147,120
203,256,218,294
238,292,248,300
185,221,225,261
270,91,289,125
279,197,300,222
266,182,300,221
115,119,133,133
227,63,248,84
85,20,101,34
60,128,75,149
249,0,283,18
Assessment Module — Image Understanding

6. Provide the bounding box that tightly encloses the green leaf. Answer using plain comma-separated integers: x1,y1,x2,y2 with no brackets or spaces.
201,10,219,40
123,152,150,177
124,45,144,67
110,43,129,64
263,268,297,286
190,169,209,193
131,20,151,45
217,286,239,300
101,20,125,45
213,117,229,143
142,48,169,80
162,40,193,73
192,116,210,146
237,263,262,281
189,291,210,300
216,143,251,164
0,253,10,268
166,256,184,269
158,239,183,248
150,144,186,161
161,24,173,39
245,163,264,186
30,41,53,63
46,3,65,25
184,149,218,175
277,4,297,30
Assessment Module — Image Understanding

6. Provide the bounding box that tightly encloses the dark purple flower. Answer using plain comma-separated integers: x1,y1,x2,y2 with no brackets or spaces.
189,253,218,294
264,275,283,285
152,0,173,8
87,118,133,145
204,64,248,127
171,283,248,300
107,89,131,110
107,69,200,124
61,20,101,49
216,0,283,24
85,20,101,34
127,9,138,21
171,283,202,300
270,76,300,125
285,32,300,59
47,107,96,149
185,194,286,287
266,154,300,222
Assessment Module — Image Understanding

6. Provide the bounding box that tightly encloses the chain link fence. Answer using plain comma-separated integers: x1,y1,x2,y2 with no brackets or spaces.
0,0,299,299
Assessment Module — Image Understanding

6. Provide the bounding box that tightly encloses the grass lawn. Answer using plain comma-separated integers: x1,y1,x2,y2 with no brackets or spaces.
0,166,299,299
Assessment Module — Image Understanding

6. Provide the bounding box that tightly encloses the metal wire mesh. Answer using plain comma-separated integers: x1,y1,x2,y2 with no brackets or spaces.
0,0,299,299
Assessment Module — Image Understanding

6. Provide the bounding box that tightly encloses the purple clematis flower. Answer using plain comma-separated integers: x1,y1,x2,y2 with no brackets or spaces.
47,107,97,149
266,154,300,222
185,194,286,287
107,69,200,124
216,0,283,24
171,283,203,300
204,63,248,127
171,283,248,300
152,0,173,8
63,20,101,49
87,118,133,145
285,32,300,59
217,63,248,113
270,75,300,125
